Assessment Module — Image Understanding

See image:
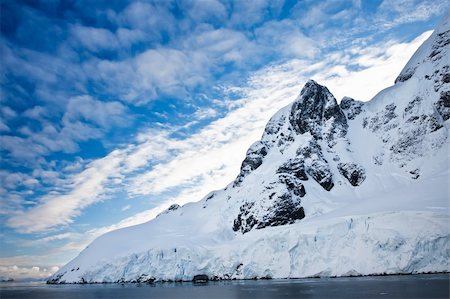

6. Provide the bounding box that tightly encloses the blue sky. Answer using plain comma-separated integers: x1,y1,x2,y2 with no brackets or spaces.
0,0,448,280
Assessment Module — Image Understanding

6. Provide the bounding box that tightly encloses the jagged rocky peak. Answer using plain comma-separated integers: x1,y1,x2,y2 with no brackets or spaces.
234,80,350,187
232,80,354,234
289,80,347,140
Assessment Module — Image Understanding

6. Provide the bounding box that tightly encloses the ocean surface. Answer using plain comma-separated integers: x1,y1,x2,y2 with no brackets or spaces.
0,273,448,299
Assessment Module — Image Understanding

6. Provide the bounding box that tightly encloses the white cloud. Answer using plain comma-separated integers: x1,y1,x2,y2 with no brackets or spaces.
184,0,228,23
85,48,208,105
22,233,74,246
118,1,175,32
229,0,284,28
0,264,58,281
6,151,125,232
0,254,63,281
315,31,432,101
193,107,219,120
377,0,448,29
116,28,145,47
0,95,130,164
255,20,318,59
70,25,119,52
0,119,10,132
1,106,18,119
183,26,256,65
63,95,129,129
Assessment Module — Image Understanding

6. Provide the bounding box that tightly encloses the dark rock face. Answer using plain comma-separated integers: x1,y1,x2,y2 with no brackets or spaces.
432,65,450,92
289,80,348,142
429,29,450,61
264,114,286,136
276,158,308,181
233,202,257,234
234,141,269,186
395,66,416,83
168,204,180,212
364,103,398,132
337,163,366,186
256,196,305,230
388,96,445,161
409,169,420,179
435,91,450,121
233,173,306,234
306,160,334,191
278,174,306,197
262,114,296,152
340,97,364,120
403,97,443,131
296,140,334,191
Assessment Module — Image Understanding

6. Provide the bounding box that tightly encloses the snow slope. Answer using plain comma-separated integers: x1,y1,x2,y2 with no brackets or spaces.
49,14,450,283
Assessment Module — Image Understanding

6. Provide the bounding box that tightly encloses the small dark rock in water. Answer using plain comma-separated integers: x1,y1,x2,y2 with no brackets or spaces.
0,278,14,282
193,275,209,283
136,274,156,283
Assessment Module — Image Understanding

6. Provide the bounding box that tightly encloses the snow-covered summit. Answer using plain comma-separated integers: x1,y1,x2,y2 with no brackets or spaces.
49,16,450,284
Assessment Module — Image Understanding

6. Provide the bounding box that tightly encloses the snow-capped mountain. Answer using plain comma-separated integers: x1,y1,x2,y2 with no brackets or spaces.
49,14,450,283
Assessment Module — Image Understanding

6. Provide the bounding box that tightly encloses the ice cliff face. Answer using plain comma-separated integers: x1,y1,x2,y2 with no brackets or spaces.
49,14,450,284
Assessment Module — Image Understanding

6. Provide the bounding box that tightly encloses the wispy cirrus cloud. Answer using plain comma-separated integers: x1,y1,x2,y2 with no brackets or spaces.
376,0,448,29
0,95,129,165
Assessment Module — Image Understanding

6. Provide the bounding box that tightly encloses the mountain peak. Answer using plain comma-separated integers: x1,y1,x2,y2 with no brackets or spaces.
290,79,347,143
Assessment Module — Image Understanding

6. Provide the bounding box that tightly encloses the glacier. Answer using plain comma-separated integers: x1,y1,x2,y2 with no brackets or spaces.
49,13,450,283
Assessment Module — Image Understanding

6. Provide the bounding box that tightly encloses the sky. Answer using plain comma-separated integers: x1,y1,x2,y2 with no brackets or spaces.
0,0,448,281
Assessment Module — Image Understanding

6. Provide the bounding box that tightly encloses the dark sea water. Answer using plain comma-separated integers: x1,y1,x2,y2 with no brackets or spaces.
0,274,448,299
